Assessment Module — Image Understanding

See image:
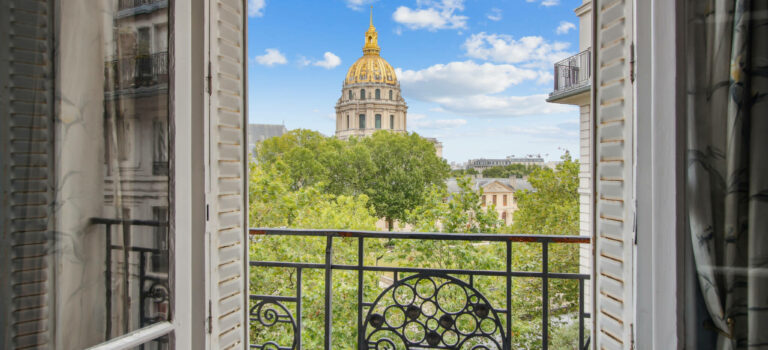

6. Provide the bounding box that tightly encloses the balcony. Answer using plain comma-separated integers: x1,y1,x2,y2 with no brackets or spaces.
117,0,168,17
105,52,169,94
547,49,591,105
248,228,590,349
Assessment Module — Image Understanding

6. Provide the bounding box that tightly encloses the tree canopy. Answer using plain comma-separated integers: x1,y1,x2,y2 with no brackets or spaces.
253,129,450,229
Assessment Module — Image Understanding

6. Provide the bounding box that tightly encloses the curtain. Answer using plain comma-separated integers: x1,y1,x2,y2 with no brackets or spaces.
687,0,768,348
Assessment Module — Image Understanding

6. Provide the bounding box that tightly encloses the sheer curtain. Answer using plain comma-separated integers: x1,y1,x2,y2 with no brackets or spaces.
686,0,768,348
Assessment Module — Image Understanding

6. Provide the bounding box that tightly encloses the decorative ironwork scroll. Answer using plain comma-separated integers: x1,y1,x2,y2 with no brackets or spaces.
363,273,505,349
249,299,298,350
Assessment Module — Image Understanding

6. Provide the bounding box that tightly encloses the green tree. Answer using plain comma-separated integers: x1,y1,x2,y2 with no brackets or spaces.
407,176,501,233
481,163,540,178
359,131,450,230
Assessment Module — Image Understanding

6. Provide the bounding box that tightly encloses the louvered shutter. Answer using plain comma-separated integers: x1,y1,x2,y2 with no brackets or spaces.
0,0,55,349
205,0,248,349
594,0,635,348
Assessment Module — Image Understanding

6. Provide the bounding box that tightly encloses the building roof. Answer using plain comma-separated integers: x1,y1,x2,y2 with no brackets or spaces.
445,177,534,194
248,124,288,143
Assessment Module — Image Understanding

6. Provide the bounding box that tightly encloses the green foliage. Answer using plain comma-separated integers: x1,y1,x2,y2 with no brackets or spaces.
449,168,478,177
254,129,450,229
248,149,582,348
407,176,501,233
481,163,540,179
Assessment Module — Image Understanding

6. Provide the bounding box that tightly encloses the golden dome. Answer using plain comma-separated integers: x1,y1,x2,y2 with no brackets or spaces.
344,7,398,86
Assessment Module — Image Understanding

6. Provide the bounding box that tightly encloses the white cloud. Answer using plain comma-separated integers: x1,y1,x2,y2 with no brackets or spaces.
487,8,502,21
393,0,468,31
463,32,572,69
397,61,539,100
254,48,287,66
503,124,578,138
248,0,266,17
556,21,576,34
345,0,377,11
411,118,468,129
526,0,560,6
397,61,573,117
313,52,342,69
432,94,574,117
297,56,312,67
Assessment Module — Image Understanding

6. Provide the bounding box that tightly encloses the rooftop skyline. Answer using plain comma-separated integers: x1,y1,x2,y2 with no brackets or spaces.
247,0,581,162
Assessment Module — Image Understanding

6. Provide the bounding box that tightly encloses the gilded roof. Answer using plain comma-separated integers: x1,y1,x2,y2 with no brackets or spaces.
344,8,398,86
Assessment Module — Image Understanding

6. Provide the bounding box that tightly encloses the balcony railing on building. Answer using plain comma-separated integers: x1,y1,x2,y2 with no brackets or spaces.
105,52,169,91
248,228,591,350
550,49,591,97
118,0,166,11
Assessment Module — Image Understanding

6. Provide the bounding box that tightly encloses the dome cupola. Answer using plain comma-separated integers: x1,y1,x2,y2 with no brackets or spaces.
344,7,398,86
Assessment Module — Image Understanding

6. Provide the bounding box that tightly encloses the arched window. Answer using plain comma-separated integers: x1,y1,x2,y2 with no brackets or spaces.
375,89,381,100
349,90,353,100
390,115,394,129
359,114,366,129
375,114,381,129
389,90,393,100
346,115,350,129
360,89,366,100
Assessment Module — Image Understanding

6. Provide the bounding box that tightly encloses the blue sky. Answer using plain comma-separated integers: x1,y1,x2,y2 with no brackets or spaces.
247,0,582,163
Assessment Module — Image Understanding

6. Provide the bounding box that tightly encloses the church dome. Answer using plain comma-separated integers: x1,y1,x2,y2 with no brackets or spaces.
344,8,397,86
345,55,397,85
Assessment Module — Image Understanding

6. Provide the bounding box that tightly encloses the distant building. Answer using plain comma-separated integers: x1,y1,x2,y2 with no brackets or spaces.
466,156,545,171
334,9,443,158
248,123,288,154
446,177,533,225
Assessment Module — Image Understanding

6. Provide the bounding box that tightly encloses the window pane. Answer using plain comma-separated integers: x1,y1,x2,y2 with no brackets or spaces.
375,114,381,129
0,1,172,348
359,114,366,129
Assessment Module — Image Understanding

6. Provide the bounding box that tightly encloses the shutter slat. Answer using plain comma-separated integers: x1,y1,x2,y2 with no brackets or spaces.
595,0,634,348
207,0,247,348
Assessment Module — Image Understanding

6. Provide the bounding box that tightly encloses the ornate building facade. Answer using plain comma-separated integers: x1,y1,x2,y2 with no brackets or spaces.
335,11,408,140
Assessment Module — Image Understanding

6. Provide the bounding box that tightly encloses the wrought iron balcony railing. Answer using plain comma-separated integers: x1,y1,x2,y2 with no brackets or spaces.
249,228,591,350
118,0,167,11
91,218,169,347
550,49,591,97
105,52,169,91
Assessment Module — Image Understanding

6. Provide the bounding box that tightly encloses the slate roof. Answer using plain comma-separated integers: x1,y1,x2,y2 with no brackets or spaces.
248,124,288,152
445,177,534,193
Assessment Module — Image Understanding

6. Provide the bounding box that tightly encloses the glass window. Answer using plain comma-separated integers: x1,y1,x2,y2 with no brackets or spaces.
390,115,395,129
0,1,172,348
347,115,350,129
389,90,393,100
502,212,507,223
375,114,381,129
349,90,353,100
375,89,380,99
360,89,366,100
359,114,366,129
493,195,497,205
503,195,507,206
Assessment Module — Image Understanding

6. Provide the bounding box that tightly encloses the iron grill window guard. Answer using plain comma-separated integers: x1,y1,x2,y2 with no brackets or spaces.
249,228,591,350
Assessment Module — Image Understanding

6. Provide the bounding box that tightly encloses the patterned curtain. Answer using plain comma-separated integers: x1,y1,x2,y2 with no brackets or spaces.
686,0,768,348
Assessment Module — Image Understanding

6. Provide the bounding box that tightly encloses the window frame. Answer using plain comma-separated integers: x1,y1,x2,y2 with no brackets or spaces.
375,88,380,99
360,89,366,100
359,114,366,129
375,114,381,129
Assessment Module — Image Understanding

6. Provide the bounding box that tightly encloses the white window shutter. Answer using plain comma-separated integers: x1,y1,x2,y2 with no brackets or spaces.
594,0,634,349
205,0,248,349
0,1,55,349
